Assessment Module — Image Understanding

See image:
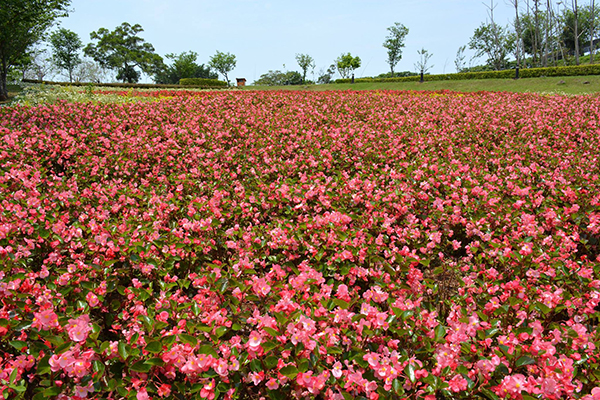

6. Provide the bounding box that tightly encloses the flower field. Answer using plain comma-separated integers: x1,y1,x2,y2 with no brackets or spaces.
1,89,600,399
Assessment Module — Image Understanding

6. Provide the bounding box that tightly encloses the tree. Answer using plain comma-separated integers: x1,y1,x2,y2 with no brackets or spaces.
72,58,110,83
208,51,236,86
0,0,70,101
508,0,523,73
25,46,55,81
49,28,82,82
335,53,361,80
154,51,217,84
455,45,467,72
295,53,315,84
414,48,433,82
84,22,162,83
469,22,514,70
383,22,409,76
253,70,303,86
317,64,336,84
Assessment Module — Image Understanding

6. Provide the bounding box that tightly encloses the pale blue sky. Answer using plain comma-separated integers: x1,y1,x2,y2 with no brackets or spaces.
57,0,517,83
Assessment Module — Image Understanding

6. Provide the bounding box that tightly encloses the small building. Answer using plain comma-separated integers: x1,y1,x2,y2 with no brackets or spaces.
236,78,246,87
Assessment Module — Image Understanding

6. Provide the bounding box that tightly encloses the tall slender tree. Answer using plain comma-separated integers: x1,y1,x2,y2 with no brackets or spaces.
382,23,409,77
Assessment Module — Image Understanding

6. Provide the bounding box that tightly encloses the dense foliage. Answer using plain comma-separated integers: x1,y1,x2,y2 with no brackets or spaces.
0,0,71,101
0,90,599,399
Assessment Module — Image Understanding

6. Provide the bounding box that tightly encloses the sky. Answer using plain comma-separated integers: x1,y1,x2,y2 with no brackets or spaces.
57,0,519,83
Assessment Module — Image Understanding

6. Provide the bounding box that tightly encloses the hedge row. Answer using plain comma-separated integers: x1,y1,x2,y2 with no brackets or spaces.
179,78,228,87
335,63,600,84
20,79,227,90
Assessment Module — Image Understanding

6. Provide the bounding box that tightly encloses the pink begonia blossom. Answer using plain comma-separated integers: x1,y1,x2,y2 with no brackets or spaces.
86,291,100,307
32,309,59,330
66,315,93,342
247,331,262,349
136,387,149,400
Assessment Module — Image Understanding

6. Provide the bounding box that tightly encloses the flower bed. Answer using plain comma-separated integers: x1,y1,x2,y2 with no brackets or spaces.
0,90,599,399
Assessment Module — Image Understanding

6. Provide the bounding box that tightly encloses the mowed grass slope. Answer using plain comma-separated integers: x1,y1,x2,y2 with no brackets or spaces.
248,74,600,94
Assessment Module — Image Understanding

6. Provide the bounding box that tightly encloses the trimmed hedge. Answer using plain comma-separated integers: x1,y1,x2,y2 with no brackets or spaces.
335,64,600,84
20,79,228,90
179,78,227,87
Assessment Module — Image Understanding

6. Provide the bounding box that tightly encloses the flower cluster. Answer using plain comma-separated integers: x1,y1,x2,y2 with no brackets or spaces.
1,90,599,399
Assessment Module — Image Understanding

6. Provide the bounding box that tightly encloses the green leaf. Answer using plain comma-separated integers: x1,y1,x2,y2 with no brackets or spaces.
516,356,536,367
198,344,219,358
333,299,349,309
37,356,51,375
8,367,18,385
434,325,446,341
250,359,262,372
162,335,176,346
44,386,63,396
215,326,228,338
405,363,416,383
179,334,198,346
261,340,278,353
92,360,105,376
130,360,152,373
118,341,129,361
265,355,279,369
263,327,280,337
9,340,27,351
279,365,298,379
145,341,162,354
146,357,165,366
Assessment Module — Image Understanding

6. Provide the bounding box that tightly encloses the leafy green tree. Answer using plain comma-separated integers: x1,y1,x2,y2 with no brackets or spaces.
383,22,409,76
208,51,236,86
154,51,217,84
254,70,303,86
0,0,70,101
469,22,514,70
49,28,82,82
84,22,162,83
295,54,315,83
335,53,361,79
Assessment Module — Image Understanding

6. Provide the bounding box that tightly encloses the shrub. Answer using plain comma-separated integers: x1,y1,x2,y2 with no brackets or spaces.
334,64,600,84
179,78,227,87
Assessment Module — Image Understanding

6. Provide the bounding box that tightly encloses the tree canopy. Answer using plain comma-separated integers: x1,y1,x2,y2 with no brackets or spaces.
153,51,217,84
84,22,162,83
208,51,237,86
335,53,361,79
49,28,83,82
295,53,315,83
383,22,409,76
0,0,70,101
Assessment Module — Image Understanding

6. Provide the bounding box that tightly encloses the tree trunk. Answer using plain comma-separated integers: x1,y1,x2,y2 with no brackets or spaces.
591,0,596,64
514,0,522,75
574,0,580,65
0,62,8,102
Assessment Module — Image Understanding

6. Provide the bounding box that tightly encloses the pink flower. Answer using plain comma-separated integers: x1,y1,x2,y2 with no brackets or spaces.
247,331,262,349
157,384,171,397
67,315,92,342
86,292,99,307
266,378,279,390
136,387,149,400
200,379,215,400
32,309,59,330
448,375,468,393
332,361,343,378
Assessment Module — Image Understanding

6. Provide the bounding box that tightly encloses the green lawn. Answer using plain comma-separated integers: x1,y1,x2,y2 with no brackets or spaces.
247,75,600,95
